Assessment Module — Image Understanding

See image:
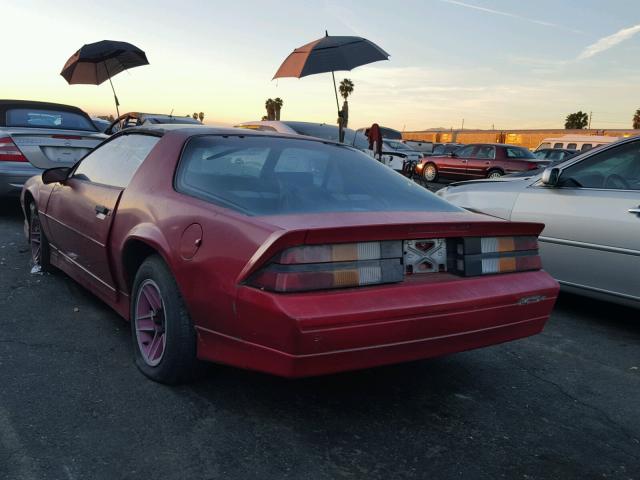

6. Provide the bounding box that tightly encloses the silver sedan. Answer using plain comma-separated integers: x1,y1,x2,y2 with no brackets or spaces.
0,100,106,197
437,137,640,308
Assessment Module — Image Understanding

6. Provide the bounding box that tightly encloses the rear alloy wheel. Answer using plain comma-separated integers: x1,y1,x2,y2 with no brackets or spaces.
131,255,197,384
423,163,438,182
29,202,51,271
487,169,503,179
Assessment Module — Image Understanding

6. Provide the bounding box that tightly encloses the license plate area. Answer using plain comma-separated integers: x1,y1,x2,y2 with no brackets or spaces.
41,146,90,163
403,238,447,274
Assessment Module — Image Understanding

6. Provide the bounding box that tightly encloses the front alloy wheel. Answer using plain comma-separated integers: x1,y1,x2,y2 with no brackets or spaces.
423,163,438,182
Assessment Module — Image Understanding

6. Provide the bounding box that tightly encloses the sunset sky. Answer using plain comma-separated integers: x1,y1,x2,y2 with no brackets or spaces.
4,0,640,131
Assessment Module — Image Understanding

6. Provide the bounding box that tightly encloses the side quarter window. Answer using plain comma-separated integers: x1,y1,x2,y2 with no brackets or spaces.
559,141,640,190
72,134,160,188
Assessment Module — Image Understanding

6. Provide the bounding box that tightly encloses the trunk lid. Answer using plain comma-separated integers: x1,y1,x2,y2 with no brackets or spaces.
7,128,106,169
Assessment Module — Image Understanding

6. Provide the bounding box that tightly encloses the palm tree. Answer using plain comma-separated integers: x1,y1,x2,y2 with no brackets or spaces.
265,98,276,121
339,78,354,101
198,112,204,122
338,79,354,129
192,112,198,120
633,109,640,129
273,98,283,121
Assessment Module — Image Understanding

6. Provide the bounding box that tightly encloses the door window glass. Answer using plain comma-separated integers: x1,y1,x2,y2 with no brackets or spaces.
559,141,640,190
455,146,475,157
72,134,159,188
473,146,495,159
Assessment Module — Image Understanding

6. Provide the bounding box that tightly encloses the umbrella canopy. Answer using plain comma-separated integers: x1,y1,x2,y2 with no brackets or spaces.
273,35,389,79
273,33,389,142
61,40,149,117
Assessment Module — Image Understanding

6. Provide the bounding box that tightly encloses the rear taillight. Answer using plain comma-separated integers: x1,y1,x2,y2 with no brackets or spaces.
449,236,541,276
0,137,27,162
247,241,404,293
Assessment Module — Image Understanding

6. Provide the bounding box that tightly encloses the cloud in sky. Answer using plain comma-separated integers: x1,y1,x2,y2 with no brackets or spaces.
438,0,580,32
578,23,640,59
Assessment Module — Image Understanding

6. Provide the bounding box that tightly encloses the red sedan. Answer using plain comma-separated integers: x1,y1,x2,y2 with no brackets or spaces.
22,126,558,383
417,143,546,182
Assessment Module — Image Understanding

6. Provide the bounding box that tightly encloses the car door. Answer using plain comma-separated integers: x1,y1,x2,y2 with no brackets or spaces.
45,133,160,301
466,145,495,178
439,145,476,179
510,140,640,302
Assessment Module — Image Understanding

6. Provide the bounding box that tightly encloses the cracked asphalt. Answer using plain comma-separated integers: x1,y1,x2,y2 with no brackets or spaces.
1,199,639,480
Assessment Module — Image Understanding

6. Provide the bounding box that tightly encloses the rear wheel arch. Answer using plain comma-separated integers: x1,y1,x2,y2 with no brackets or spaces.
487,168,504,178
122,239,167,294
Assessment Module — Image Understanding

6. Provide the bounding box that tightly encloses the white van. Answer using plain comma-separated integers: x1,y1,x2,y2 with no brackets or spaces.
536,135,618,152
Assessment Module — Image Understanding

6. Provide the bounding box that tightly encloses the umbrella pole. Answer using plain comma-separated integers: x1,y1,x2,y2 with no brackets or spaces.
108,75,120,118
332,71,344,143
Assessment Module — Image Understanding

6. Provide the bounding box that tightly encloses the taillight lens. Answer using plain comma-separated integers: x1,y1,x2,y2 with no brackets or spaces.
0,137,27,162
248,241,404,293
450,236,541,276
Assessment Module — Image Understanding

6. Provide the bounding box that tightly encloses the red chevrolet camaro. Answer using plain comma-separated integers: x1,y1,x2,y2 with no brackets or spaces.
21,126,559,383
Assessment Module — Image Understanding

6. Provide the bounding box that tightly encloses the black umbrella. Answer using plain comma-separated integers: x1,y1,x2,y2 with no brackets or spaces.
61,40,149,117
273,31,389,140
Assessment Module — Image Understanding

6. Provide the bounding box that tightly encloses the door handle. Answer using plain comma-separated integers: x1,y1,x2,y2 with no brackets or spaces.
95,205,110,216
628,207,640,215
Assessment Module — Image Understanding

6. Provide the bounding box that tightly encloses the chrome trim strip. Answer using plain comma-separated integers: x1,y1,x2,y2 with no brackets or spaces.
539,236,640,256
44,213,105,247
558,280,640,302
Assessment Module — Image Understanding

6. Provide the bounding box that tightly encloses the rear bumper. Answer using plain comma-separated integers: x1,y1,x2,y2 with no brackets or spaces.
196,270,559,377
0,163,40,196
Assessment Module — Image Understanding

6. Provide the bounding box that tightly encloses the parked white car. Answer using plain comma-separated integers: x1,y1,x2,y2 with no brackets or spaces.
536,135,618,153
437,136,640,308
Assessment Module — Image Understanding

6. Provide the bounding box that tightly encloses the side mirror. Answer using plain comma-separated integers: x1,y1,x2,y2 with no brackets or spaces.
42,167,71,185
541,167,560,186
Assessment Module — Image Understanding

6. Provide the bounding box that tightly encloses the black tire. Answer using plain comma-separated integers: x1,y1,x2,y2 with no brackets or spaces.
422,162,438,182
28,202,52,271
487,169,503,179
130,255,198,384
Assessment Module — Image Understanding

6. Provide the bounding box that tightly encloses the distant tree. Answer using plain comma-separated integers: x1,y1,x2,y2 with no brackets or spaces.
265,98,276,121
198,112,204,122
338,79,355,129
633,109,640,129
564,111,589,129
273,98,283,121
192,112,198,120
339,78,354,101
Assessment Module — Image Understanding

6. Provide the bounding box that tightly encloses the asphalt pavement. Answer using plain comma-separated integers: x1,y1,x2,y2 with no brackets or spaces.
1,199,639,480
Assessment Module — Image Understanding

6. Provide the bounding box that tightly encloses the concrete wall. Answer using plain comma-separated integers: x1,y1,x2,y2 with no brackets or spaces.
402,129,640,149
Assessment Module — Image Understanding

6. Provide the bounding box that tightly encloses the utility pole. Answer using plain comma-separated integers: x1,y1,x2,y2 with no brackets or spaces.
461,118,465,130
588,111,592,129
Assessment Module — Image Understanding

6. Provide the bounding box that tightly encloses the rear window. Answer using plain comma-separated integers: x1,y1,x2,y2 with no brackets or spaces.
505,147,535,159
176,135,460,216
6,108,96,131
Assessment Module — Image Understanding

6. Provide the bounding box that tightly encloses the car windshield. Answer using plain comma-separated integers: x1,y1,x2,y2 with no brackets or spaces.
6,108,97,131
176,135,461,216
384,140,413,151
147,116,201,124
